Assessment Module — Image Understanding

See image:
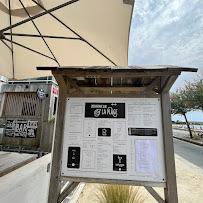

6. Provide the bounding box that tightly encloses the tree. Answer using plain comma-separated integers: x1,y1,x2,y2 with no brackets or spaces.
182,73,203,111
170,72,203,139
170,89,193,139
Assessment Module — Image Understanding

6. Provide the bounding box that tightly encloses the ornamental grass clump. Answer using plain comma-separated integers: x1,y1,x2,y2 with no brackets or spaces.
95,184,146,203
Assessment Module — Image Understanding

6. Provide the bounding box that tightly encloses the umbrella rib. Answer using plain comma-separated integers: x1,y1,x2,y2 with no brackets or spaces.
0,0,79,33
4,38,56,61
0,39,12,51
18,0,60,66
9,0,15,78
31,0,117,66
4,33,82,40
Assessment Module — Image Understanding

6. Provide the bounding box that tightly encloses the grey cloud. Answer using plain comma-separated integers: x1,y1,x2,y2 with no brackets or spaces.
128,0,203,90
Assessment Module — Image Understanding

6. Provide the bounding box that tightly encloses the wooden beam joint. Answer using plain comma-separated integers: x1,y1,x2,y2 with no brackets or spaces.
161,75,179,93
58,182,79,203
145,186,165,203
144,77,160,93
67,76,84,95
53,74,69,93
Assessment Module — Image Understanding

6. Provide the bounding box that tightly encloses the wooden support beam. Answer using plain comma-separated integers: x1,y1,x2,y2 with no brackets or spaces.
67,93,160,98
161,75,179,93
54,74,68,93
70,86,146,93
61,177,166,188
58,182,79,203
141,77,145,85
67,76,84,95
54,70,180,78
144,77,160,92
48,74,68,203
144,187,165,203
161,77,178,203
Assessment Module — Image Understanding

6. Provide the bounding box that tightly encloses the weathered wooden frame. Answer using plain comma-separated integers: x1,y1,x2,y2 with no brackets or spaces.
41,66,197,203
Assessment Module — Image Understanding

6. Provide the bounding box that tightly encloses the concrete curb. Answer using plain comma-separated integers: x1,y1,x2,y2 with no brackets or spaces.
173,136,203,147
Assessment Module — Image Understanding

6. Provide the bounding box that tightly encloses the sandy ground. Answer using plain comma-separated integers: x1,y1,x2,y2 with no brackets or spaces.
78,157,203,203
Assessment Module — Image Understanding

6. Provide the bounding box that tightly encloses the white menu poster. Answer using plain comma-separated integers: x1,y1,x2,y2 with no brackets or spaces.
135,140,159,173
61,98,166,182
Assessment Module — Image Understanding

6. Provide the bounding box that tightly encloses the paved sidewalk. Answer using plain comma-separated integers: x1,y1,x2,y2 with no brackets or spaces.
78,157,203,203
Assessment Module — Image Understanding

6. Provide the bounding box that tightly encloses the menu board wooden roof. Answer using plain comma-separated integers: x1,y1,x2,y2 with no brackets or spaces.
37,65,197,96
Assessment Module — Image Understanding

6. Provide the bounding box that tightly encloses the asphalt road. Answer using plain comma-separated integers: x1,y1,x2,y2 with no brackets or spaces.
173,138,203,169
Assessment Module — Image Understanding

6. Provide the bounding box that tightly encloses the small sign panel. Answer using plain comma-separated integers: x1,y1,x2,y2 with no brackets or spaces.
98,128,111,137
61,98,165,183
67,147,80,168
128,128,157,136
52,87,58,95
113,154,127,171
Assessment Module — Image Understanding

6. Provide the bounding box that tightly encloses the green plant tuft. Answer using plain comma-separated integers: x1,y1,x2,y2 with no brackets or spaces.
193,134,201,140
48,115,56,122
191,130,201,140
95,184,146,203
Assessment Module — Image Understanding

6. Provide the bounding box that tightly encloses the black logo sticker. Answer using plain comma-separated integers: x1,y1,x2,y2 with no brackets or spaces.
36,88,45,99
98,128,111,137
85,103,125,118
113,154,127,171
67,147,80,168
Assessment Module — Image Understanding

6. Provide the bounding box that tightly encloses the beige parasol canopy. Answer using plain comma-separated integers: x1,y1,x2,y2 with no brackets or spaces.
0,0,134,79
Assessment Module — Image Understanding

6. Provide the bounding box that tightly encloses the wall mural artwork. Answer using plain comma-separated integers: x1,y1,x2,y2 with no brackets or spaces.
5,120,38,138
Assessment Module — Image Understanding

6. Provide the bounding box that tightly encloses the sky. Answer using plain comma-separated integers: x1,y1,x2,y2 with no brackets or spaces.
128,0,203,122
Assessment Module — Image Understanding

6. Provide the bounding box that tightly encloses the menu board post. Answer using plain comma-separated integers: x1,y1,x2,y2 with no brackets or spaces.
43,66,197,203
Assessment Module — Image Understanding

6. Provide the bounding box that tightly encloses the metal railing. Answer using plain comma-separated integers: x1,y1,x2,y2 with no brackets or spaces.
8,79,57,85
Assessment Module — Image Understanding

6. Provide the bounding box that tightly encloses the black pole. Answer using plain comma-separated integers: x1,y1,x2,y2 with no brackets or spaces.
9,0,15,78
4,33,81,40
31,0,117,66
18,0,60,66
0,0,80,33
4,38,56,61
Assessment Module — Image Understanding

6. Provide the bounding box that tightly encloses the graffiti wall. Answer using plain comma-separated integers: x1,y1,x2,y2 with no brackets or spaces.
5,120,38,138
